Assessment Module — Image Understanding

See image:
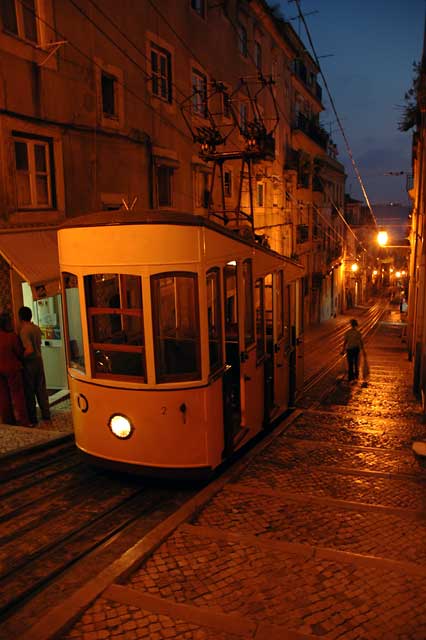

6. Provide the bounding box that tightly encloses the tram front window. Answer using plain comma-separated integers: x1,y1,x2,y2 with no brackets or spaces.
151,273,201,382
85,274,145,379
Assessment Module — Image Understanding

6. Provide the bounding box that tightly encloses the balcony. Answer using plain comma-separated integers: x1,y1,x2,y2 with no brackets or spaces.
294,113,329,150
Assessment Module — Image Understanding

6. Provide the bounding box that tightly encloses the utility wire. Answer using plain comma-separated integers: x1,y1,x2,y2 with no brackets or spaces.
292,0,377,228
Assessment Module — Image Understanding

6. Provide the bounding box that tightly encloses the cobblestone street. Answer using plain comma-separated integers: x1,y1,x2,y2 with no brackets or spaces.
29,314,426,640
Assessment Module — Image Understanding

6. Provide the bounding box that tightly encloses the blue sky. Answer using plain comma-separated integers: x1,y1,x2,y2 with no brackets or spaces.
279,0,425,206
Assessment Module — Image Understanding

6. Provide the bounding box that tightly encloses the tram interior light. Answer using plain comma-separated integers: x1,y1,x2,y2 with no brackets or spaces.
109,414,133,439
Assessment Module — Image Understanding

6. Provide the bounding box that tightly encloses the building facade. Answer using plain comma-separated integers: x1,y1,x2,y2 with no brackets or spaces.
0,0,347,389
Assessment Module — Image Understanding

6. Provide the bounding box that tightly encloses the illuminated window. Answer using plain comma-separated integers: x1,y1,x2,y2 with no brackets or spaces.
150,43,172,103
84,274,145,379
207,269,222,373
151,272,200,382
192,68,207,117
224,262,238,340
13,135,53,209
1,0,38,42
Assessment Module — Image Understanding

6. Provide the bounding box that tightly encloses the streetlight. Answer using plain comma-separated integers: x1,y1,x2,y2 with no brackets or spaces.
377,230,389,247
351,262,359,273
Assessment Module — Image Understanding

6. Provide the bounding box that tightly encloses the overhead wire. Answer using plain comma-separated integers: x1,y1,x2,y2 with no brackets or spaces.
292,0,377,228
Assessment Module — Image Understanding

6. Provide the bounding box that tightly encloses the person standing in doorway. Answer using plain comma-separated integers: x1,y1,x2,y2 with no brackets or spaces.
0,312,29,426
18,306,51,425
342,318,364,383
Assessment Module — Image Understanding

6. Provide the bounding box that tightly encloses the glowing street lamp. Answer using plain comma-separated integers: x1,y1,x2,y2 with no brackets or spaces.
377,230,389,246
351,262,359,273
395,271,401,278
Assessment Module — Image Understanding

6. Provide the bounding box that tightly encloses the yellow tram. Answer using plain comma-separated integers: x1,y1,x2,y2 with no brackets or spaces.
59,211,304,477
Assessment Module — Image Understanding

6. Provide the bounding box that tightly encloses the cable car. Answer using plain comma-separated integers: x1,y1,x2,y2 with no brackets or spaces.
59,211,304,477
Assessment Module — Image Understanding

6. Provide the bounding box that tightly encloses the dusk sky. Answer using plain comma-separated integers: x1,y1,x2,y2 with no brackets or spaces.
279,0,425,208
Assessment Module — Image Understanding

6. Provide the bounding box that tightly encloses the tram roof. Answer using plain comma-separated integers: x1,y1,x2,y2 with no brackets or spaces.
60,210,303,268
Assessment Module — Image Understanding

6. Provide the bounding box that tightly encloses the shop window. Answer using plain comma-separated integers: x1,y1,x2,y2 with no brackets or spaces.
13,134,54,209
192,68,207,117
207,268,222,373
63,272,85,373
84,273,145,379
255,278,265,362
151,272,200,382
243,259,254,348
150,43,172,103
1,0,38,42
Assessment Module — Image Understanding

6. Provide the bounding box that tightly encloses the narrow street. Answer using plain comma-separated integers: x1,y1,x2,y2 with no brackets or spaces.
15,306,426,640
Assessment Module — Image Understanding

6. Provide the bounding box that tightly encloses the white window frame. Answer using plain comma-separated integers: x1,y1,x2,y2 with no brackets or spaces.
256,182,265,208
191,67,207,118
1,0,39,43
150,42,172,103
13,135,53,210
96,59,124,130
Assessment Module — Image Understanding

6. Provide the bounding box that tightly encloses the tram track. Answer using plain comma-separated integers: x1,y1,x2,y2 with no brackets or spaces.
0,443,195,624
302,300,387,395
0,300,388,630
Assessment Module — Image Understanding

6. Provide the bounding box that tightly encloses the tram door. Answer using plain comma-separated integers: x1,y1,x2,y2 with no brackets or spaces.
295,278,305,395
222,262,242,456
263,271,290,417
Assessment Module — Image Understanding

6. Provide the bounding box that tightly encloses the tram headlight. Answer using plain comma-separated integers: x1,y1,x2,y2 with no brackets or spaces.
108,414,133,439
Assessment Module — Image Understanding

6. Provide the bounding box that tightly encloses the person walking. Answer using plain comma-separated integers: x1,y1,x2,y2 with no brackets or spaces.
0,312,30,426
342,318,364,383
18,306,51,425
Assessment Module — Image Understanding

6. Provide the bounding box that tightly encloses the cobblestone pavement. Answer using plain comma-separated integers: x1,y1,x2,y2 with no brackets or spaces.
0,397,72,456
37,316,426,640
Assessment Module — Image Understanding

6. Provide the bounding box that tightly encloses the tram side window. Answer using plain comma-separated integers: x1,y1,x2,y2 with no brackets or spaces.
264,273,273,353
207,268,223,373
224,262,238,340
284,284,291,349
255,278,265,362
63,272,85,373
84,274,145,379
275,270,284,341
243,259,254,348
151,273,201,382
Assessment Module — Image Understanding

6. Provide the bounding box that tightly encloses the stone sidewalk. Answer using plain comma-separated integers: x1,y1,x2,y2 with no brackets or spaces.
0,393,73,457
24,313,426,640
